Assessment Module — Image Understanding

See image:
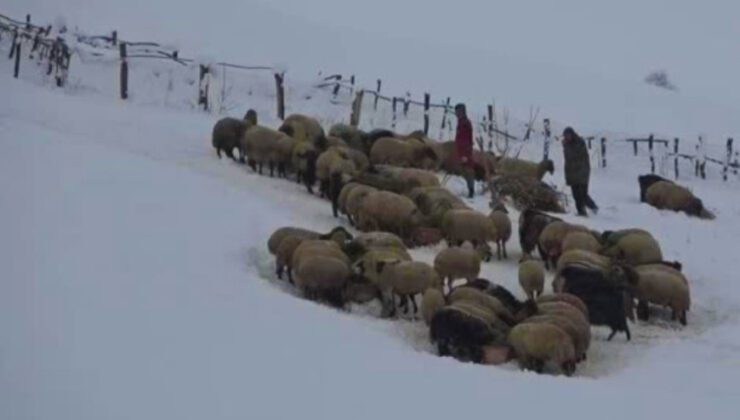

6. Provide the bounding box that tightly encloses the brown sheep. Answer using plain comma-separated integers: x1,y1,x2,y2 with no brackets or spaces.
601,231,663,266
538,221,591,269
646,181,714,219
356,190,423,240
211,117,251,162
279,114,327,150
562,231,602,254
519,258,545,301
634,263,691,325
294,255,351,307
441,209,498,253
369,137,438,170
495,157,555,180
488,209,512,260
508,322,577,375
239,125,290,176
291,141,319,194
433,246,484,291
373,260,441,316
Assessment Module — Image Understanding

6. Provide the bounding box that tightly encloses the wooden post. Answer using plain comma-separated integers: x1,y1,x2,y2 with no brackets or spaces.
601,137,607,167
332,75,341,98
374,79,381,110
9,29,18,59
403,92,410,117
543,118,552,160
392,97,398,130
274,72,285,120
350,90,364,127
119,43,128,99
441,97,451,129
648,134,655,173
423,93,430,136
350,75,355,96
587,137,592,149
112,30,118,46
674,138,680,179
725,138,734,181
13,43,21,79
26,14,31,30
632,140,638,156
198,64,210,111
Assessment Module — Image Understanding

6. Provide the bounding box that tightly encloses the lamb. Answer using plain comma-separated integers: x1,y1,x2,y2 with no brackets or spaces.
633,263,690,325
239,125,287,176
422,287,446,326
372,260,441,316
495,157,555,180
279,114,327,150
538,221,591,269
328,123,367,153
294,255,351,307
441,209,498,251
433,246,484,291
291,141,319,194
536,293,589,318
507,322,577,375
356,190,423,240
488,207,512,260
369,136,438,170
448,287,516,326
561,231,602,254
518,208,562,258
211,117,251,161
638,174,671,202
646,180,714,219
600,230,663,266
519,258,545,301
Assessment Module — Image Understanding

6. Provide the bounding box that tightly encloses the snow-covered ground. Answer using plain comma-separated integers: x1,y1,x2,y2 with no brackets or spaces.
3,3,740,419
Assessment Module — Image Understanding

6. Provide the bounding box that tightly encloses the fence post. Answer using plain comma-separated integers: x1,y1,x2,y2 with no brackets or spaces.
543,118,551,160
695,136,706,179
403,92,410,117
112,30,118,46
350,75,355,97
119,43,128,99
587,137,592,149
374,79,381,110
332,75,341,98
487,104,494,144
198,64,210,111
674,138,680,179
350,89,364,127
648,134,655,173
9,28,18,59
600,137,607,167
725,138,734,181
13,42,21,79
632,140,638,156
423,93,430,136
26,14,32,30
274,72,285,120
392,97,398,130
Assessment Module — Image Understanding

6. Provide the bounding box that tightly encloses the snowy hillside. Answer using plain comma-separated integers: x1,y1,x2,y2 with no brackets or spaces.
3,3,740,420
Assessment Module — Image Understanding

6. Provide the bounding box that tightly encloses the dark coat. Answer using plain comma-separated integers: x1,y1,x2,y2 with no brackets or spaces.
455,116,474,166
563,135,590,186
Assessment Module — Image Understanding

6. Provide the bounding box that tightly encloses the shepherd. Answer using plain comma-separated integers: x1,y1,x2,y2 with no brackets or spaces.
562,126,598,216
455,103,475,198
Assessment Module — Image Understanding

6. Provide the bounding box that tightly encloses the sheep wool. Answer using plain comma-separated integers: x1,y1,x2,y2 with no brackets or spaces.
519,259,545,301
441,209,498,248
488,209,512,260
634,263,691,325
508,322,577,375
422,288,446,326
433,246,482,291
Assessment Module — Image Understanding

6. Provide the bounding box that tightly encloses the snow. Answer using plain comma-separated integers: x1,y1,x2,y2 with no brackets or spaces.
2,2,740,419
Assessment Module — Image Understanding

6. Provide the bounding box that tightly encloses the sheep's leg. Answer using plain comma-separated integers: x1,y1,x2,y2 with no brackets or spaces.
275,263,283,279
347,214,355,227
636,300,650,321
680,311,687,326
227,148,238,162
269,161,275,177
257,163,263,174
287,268,294,284
410,295,418,315
497,241,503,261
503,242,508,259
624,323,631,341
216,148,222,159
562,361,576,377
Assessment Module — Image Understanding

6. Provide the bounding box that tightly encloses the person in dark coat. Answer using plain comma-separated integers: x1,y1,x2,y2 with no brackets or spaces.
562,126,598,216
455,103,476,198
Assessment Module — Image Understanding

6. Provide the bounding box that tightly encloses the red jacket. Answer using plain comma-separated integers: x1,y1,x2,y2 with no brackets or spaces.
455,116,474,165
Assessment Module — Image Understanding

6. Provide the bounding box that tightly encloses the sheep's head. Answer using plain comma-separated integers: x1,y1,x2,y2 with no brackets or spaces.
323,226,354,247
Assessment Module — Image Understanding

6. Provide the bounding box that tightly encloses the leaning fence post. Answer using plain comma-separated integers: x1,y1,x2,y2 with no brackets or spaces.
648,134,655,173
274,71,285,120
13,42,21,79
587,137,592,149
543,118,552,160
423,93,430,136
374,79,381,110
9,28,18,60
350,89,364,127
119,43,128,99
392,97,398,130
674,138,680,179
600,137,607,167
725,138,734,181
198,64,210,111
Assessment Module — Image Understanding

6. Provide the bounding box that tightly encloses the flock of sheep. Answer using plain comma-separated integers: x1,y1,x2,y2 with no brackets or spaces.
211,110,708,376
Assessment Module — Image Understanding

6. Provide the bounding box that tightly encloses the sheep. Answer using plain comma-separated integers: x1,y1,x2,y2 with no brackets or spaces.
536,293,589,318
374,165,440,188
430,305,499,363
508,322,577,375
538,221,591,269
294,255,351,307
646,180,714,219
407,186,470,228
523,313,590,363
488,208,512,260
211,117,250,162
328,123,367,153
553,249,614,292
342,274,381,305
238,125,287,176
273,227,354,281
343,184,378,225
342,147,370,172
316,147,357,198
422,288,446,326
633,264,690,325
638,174,671,202
441,209,498,251
518,208,562,258
291,141,319,194
492,176,566,213
279,114,327,150
356,190,423,240
448,287,516,326
562,231,602,254
434,246,483,291
326,136,348,148
601,230,663,266
519,258,545,301
288,239,351,284
466,279,526,315
273,134,299,178
348,232,407,256
267,226,352,255
369,136,438,170
495,157,555,180
371,260,441,316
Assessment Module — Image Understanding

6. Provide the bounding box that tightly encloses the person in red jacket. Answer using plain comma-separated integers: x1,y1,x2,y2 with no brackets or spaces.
454,103,475,198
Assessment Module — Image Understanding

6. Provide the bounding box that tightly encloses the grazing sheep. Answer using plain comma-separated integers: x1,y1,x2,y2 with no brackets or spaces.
646,180,714,219
422,288,446,326
239,125,288,176
325,136,348,148
291,141,319,194
488,208,512,260
634,264,690,325
342,147,370,172
448,287,516,326
372,260,441,316
267,226,352,255
294,255,351,307
430,305,499,363
377,166,440,188
537,293,589,318
212,117,250,161
553,249,615,292
492,176,566,213
369,137,438,170
441,209,498,251
562,231,602,254
279,114,327,150
335,182,361,219
275,235,307,281
467,279,526,315
508,322,577,375
519,258,545,301
356,190,422,240
433,246,484,291
518,208,563,257
523,312,590,363
495,157,555,180
407,186,470,228
316,147,357,198
343,184,378,225
288,239,351,281
328,123,367,153
538,221,590,269
638,174,671,202
350,232,407,252
272,228,352,280
601,230,663,266
273,134,299,178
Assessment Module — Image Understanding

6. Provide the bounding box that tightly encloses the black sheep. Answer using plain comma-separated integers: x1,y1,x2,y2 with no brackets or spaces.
518,208,562,258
